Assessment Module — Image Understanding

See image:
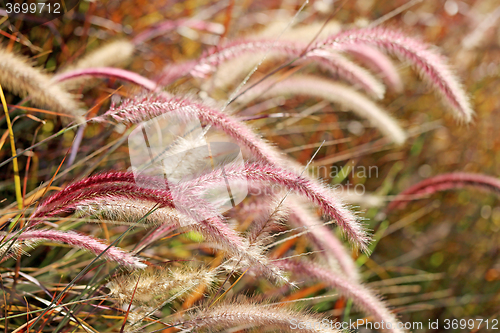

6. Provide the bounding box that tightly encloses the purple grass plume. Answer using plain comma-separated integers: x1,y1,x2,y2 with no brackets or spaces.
2,229,145,268
279,259,406,333
53,67,158,91
318,27,473,122
388,172,500,211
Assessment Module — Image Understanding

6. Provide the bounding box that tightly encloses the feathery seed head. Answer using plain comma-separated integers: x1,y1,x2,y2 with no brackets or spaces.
108,265,217,307
0,46,83,119
319,28,474,122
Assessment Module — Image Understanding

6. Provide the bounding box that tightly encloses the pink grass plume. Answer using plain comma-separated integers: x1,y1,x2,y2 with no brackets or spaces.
319,27,473,122
94,93,284,164
279,259,406,333
29,172,286,282
288,199,360,282
52,67,158,91
94,94,369,251
181,162,370,252
10,229,146,268
388,172,500,211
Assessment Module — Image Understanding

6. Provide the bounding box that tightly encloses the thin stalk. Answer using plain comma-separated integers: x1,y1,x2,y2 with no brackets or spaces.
0,121,88,169
0,83,22,210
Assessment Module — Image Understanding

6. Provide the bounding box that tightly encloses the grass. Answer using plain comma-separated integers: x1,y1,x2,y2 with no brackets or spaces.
0,0,499,332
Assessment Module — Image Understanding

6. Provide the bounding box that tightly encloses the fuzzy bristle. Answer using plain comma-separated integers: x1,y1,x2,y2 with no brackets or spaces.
0,46,83,119
182,301,342,332
319,28,474,122
279,259,406,333
108,265,216,308
2,229,145,268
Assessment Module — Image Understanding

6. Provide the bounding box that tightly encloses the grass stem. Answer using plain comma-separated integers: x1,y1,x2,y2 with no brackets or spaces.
0,83,23,211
